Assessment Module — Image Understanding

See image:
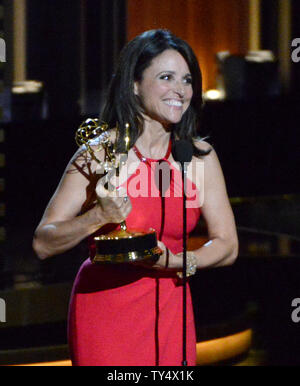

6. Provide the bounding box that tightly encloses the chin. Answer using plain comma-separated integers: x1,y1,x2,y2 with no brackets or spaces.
150,110,186,127
167,116,184,125
162,112,185,125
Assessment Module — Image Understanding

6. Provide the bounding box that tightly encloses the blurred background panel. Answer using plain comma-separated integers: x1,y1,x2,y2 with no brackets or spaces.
127,0,249,91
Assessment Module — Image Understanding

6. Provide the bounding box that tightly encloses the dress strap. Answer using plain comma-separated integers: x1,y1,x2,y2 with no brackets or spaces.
132,137,172,163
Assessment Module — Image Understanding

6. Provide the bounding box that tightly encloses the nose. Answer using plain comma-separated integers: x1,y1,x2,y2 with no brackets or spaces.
173,81,184,97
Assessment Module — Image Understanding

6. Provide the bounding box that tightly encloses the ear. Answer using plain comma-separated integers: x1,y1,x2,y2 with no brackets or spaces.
133,81,139,96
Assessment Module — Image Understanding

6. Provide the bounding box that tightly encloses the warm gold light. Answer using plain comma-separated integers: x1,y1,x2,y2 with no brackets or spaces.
16,360,72,367
203,89,225,100
14,329,252,366
196,329,252,366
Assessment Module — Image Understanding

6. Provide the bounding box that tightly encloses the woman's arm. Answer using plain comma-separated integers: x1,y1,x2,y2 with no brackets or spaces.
155,142,238,270
191,143,239,268
33,147,131,260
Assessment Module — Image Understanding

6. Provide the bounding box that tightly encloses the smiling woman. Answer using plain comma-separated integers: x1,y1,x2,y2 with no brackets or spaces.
133,49,193,127
101,29,206,156
33,29,238,366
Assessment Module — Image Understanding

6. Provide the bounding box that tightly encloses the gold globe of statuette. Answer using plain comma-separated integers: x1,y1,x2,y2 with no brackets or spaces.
75,118,162,264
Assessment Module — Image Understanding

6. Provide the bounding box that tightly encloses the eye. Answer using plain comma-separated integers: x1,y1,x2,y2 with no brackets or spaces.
183,76,193,85
159,73,173,81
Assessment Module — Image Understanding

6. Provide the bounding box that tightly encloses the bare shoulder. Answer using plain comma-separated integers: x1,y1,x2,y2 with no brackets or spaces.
193,138,220,165
193,138,213,154
193,138,226,186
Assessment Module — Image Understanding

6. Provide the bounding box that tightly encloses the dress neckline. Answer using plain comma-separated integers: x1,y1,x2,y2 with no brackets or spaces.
132,137,172,163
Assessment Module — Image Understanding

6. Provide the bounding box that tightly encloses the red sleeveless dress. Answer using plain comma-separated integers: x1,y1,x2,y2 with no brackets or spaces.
68,139,201,366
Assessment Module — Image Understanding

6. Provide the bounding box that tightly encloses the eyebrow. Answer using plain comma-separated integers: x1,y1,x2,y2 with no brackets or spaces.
156,70,192,77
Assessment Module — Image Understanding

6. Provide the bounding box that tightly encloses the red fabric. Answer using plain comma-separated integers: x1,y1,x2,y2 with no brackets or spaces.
68,149,201,366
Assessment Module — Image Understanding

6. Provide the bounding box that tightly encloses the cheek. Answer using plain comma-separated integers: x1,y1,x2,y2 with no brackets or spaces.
148,83,168,96
184,87,193,100
185,89,193,107
187,87,193,100
140,84,166,106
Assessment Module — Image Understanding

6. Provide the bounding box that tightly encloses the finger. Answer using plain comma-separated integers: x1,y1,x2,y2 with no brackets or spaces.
96,179,110,199
108,197,131,215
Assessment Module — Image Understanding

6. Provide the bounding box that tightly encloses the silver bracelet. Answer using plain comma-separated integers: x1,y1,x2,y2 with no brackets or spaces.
177,251,197,278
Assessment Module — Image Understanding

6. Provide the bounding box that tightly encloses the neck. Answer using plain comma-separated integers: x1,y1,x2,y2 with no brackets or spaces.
134,118,171,159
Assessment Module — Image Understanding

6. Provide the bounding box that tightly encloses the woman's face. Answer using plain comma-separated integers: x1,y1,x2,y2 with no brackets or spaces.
134,49,193,127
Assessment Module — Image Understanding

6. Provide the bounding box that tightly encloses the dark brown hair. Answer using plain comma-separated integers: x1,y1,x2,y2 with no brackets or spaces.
101,29,210,156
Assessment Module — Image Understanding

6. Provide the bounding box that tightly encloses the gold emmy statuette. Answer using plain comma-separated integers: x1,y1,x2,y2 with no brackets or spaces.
75,118,162,264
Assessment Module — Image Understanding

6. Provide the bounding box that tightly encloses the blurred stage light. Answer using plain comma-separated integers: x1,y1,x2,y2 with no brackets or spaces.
203,89,225,101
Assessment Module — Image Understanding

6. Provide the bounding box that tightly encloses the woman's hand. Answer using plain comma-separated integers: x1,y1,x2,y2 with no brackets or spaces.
95,194,132,225
95,171,132,225
141,241,197,278
141,240,183,271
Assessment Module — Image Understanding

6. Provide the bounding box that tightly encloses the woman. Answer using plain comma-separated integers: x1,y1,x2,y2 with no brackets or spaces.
33,29,238,366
